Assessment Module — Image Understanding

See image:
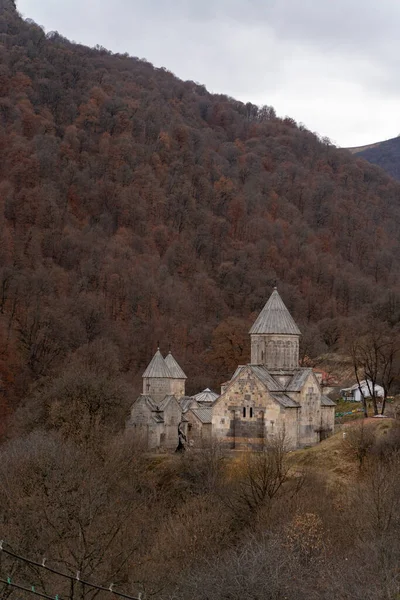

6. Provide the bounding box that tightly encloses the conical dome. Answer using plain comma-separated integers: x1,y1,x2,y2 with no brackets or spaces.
192,388,219,403
165,351,187,379
142,349,172,378
249,288,301,335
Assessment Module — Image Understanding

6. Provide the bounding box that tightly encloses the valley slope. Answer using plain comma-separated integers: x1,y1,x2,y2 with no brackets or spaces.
349,136,400,181
1,5,400,423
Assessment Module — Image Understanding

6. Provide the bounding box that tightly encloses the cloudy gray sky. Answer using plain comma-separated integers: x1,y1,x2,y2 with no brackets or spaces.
16,0,400,147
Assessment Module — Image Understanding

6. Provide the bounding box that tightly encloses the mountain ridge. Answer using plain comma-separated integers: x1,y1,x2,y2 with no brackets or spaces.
349,136,400,181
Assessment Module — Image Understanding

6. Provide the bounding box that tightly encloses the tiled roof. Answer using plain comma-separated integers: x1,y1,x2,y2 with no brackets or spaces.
142,349,172,378
180,397,199,412
192,388,219,403
285,368,313,391
152,412,164,423
191,407,213,424
249,288,301,336
321,395,336,407
250,366,283,391
158,395,177,410
165,352,187,379
135,394,158,410
269,392,300,408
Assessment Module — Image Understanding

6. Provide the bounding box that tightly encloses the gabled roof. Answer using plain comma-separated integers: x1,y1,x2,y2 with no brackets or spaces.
249,288,301,336
191,407,213,424
135,394,158,410
180,397,199,412
165,351,187,379
285,368,314,391
321,395,336,407
192,388,219,403
142,349,172,378
269,392,300,408
250,366,283,391
152,412,164,423
158,395,178,410
341,380,384,392
220,365,282,395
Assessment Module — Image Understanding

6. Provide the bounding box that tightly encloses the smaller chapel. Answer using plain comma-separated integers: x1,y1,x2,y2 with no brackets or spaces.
129,288,335,450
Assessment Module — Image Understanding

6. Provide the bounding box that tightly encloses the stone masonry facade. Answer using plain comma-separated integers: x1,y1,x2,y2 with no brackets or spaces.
129,288,335,451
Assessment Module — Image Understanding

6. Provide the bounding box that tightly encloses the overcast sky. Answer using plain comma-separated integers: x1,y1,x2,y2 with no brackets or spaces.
16,0,400,147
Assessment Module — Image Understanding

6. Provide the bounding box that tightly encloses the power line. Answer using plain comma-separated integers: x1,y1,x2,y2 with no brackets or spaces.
0,541,142,600
0,577,60,599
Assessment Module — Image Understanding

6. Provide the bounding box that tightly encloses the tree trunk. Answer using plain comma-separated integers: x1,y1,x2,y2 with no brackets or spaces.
371,393,378,416
357,385,368,418
381,393,387,416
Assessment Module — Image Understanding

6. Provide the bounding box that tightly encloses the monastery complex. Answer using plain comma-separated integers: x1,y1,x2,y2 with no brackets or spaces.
129,288,335,450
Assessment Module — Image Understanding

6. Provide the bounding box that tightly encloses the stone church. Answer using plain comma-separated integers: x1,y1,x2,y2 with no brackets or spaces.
129,288,335,450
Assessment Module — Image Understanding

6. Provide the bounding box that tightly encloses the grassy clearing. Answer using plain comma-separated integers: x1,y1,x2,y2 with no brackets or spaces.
289,418,396,488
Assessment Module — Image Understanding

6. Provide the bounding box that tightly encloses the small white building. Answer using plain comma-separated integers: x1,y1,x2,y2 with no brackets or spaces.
341,380,384,402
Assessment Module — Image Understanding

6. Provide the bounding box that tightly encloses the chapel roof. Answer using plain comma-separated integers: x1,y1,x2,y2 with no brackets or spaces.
249,365,283,391
249,288,301,336
192,388,219,403
180,397,199,412
269,392,300,408
132,394,158,411
321,395,336,407
158,395,177,410
165,351,187,379
191,407,213,424
142,349,172,379
284,368,314,391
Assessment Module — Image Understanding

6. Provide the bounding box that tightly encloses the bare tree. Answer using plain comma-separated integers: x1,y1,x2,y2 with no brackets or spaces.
223,432,303,524
344,420,376,470
351,325,400,416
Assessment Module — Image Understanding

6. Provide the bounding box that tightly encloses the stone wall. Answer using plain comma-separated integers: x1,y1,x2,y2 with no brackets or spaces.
251,334,299,369
320,406,335,438
170,378,185,398
142,377,172,404
288,372,321,447
185,411,212,446
212,366,299,449
130,397,162,449
162,399,182,450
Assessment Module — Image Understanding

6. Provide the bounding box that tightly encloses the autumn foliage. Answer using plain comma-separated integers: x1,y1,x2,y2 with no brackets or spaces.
1,6,400,421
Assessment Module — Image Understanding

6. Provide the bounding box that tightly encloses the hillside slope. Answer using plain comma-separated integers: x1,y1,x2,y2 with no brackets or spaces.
1,5,400,422
350,136,400,181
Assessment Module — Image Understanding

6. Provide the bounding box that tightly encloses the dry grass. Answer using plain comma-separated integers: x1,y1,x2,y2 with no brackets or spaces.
289,418,396,488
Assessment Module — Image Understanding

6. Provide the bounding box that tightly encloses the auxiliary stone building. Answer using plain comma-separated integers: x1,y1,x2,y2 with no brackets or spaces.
129,288,335,451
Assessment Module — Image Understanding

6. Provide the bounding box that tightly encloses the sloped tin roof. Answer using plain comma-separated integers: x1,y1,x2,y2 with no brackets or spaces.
191,407,213,424
192,388,219,403
165,351,187,379
152,412,165,423
269,392,300,408
249,288,301,336
321,395,336,407
285,368,313,391
158,395,177,410
180,397,199,412
142,349,172,378
250,366,283,391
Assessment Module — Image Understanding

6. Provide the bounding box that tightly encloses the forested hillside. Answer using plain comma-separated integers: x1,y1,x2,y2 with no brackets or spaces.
1,3,400,428
3,5,400,600
351,136,400,181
